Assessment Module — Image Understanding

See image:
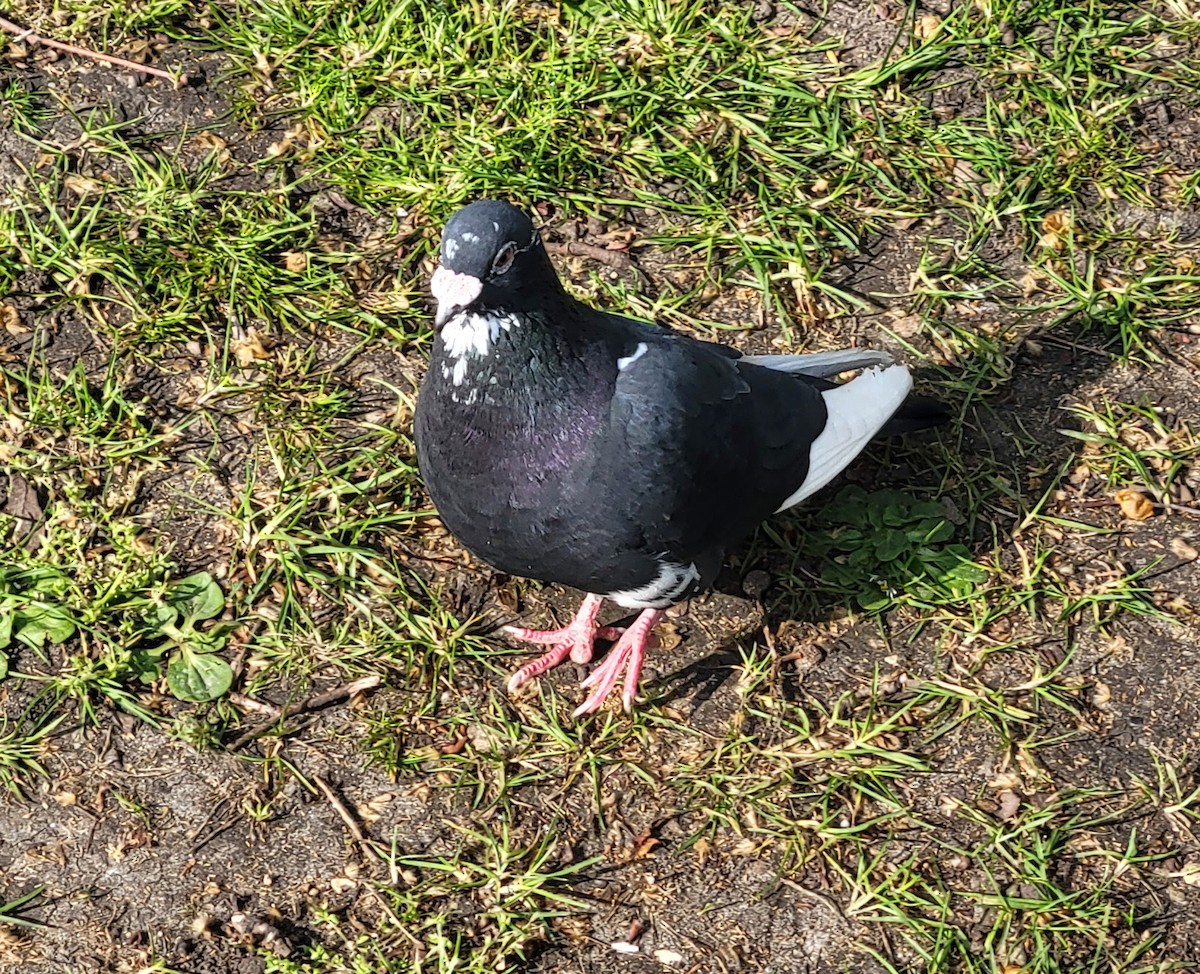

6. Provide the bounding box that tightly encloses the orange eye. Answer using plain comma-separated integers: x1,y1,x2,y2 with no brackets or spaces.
491,242,517,275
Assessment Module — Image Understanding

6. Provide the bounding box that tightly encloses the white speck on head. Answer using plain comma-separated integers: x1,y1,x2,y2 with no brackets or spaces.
617,342,649,372
443,237,459,261
461,231,480,244
492,221,499,232
609,561,700,609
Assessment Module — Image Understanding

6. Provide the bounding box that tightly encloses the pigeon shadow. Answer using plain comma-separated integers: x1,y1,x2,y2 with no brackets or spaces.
645,313,1126,715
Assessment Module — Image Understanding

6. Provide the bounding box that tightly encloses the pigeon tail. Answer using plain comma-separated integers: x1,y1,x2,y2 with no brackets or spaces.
775,365,913,512
879,393,950,435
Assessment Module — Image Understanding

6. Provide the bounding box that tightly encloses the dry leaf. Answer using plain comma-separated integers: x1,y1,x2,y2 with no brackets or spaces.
64,173,106,197
232,330,273,368
914,14,942,39
1170,537,1199,562
1175,862,1200,887
282,251,308,273
356,791,395,825
653,620,681,651
1038,209,1073,250
1114,488,1155,521
1,302,27,335
996,789,1021,821
631,830,661,861
192,131,231,165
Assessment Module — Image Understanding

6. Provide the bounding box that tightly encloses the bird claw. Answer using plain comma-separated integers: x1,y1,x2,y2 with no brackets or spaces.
502,598,665,715
572,609,664,716
503,595,607,692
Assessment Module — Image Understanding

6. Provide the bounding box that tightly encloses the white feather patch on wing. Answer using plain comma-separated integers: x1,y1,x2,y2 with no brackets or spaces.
775,364,913,512
617,342,648,371
609,561,700,609
742,348,894,378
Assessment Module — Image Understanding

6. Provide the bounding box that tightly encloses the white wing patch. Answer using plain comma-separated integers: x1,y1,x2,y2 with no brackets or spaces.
617,342,649,372
461,231,480,244
609,561,700,609
443,237,459,261
776,365,913,512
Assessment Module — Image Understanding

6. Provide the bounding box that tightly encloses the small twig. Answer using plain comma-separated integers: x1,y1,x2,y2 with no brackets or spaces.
546,240,650,283
228,692,281,718
227,674,382,750
775,877,851,927
312,775,389,863
0,15,187,86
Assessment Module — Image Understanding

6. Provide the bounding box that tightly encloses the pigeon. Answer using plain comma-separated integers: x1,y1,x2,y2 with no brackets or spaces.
414,199,945,716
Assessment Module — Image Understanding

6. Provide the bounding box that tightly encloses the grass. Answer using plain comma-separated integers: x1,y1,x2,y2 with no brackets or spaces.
2,0,1200,971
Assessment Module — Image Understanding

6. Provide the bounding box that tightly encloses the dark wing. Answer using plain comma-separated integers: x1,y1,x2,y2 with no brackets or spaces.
586,329,829,568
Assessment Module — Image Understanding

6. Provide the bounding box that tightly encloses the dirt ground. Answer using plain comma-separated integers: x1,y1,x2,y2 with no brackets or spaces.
4,5,1200,974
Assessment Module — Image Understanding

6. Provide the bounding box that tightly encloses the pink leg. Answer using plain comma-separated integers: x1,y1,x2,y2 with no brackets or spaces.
573,608,664,716
504,595,625,692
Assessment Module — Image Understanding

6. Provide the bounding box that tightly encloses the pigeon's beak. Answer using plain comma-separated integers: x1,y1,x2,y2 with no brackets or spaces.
431,266,483,329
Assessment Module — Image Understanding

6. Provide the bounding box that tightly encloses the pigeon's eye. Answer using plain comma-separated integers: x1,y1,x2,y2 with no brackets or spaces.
491,242,517,276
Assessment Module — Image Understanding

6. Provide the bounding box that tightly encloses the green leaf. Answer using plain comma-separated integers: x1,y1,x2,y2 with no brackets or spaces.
146,602,178,629
909,518,953,544
0,611,11,650
948,559,988,583
15,603,76,648
0,651,7,680
857,589,893,611
167,572,225,623
874,529,910,562
167,650,233,702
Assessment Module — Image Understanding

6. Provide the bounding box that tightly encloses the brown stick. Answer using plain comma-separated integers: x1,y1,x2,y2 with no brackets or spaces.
0,15,187,86
226,674,382,750
227,692,281,718
312,776,399,872
545,240,650,283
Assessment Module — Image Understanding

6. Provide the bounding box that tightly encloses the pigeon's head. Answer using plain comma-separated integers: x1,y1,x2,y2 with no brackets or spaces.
430,200,557,328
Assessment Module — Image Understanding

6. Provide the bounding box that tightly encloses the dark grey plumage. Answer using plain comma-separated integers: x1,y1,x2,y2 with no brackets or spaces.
414,199,943,714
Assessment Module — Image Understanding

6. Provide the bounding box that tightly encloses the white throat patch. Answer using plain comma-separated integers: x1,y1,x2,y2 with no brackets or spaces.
439,310,521,389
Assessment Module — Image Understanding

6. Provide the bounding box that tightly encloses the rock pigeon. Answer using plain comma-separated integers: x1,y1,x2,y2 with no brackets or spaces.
414,199,945,716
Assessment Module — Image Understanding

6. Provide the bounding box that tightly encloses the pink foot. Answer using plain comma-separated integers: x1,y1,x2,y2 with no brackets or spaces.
504,595,625,692
574,608,665,716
